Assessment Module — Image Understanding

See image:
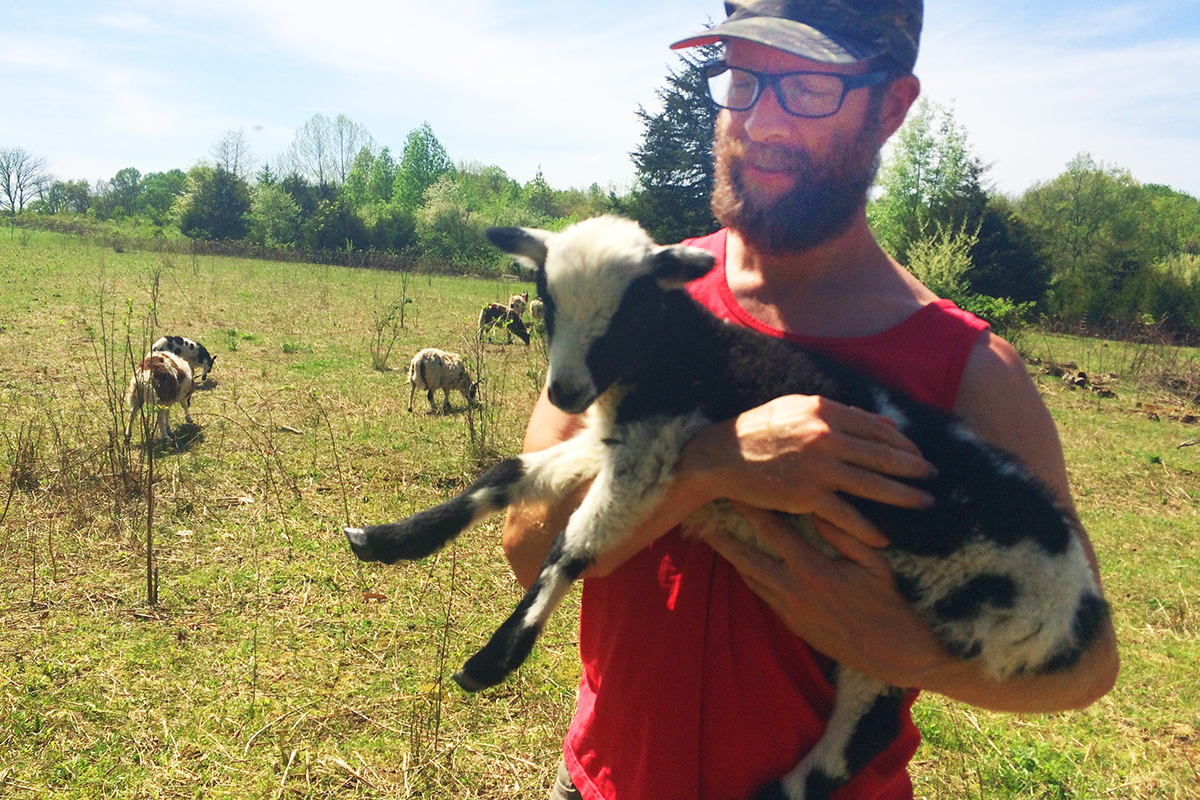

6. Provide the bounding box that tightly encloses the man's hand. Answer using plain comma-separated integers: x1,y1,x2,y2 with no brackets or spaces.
681,394,935,549
703,503,951,689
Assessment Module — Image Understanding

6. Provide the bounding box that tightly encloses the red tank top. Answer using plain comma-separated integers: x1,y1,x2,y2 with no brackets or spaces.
563,228,990,800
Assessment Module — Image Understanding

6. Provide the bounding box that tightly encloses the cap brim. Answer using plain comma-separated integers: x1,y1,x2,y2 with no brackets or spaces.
671,18,876,65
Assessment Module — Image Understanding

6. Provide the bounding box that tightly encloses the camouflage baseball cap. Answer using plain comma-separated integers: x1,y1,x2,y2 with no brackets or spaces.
671,0,923,73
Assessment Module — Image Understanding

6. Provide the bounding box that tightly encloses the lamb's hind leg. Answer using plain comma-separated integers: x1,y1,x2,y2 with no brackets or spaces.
344,430,606,565
758,668,904,800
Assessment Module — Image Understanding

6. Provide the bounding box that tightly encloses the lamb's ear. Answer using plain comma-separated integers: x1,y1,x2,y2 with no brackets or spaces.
649,245,717,288
486,227,551,269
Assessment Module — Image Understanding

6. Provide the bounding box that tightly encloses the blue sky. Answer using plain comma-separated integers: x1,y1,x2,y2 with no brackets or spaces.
3,0,1199,198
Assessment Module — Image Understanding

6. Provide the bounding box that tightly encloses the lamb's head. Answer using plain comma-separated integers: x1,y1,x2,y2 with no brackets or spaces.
485,216,715,413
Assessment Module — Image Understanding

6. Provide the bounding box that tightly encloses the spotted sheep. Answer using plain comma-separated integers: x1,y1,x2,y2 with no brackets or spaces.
508,291,529,317
125,350,195,444
346,216,1109,800
152,335,216,382
407,347,479,413
477,302,531,345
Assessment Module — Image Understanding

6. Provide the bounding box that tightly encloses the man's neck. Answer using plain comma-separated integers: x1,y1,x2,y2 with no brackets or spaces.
723,214,934,338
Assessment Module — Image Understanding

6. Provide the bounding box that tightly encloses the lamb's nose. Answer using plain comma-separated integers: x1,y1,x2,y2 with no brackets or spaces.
547,381,594,414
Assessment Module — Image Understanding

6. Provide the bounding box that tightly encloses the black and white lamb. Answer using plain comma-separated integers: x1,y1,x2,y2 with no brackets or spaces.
344,216,1108,800
152,335,216,382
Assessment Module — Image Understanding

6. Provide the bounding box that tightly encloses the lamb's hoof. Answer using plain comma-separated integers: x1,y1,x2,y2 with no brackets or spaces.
344,527,377,562
451,669,488,693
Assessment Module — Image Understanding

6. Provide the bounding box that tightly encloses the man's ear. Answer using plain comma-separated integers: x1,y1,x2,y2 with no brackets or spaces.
650,245,716,288
486,226,551,268
877,74,921,144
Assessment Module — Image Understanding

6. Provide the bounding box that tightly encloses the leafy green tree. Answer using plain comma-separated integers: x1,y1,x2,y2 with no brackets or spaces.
367,146,397,206
247,182,302,247
360,202,417,252
415,174,493,270
627,43,721,244
343,146,375,209
31,179,91,215
393,122,455,212
524,167,560,221
1141,184,1200,260
302,196,369,252
106,167,142,218
1016,154,1145,322
139,169,187,225
870,99,986,264
968,195,1050,303
177,165,252,240
904,222,977,304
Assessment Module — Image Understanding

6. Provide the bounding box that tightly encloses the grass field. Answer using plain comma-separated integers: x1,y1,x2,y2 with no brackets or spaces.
1,229,1197,799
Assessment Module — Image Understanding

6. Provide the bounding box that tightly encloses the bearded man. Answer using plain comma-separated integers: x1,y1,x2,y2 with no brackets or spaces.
502,2,1119,798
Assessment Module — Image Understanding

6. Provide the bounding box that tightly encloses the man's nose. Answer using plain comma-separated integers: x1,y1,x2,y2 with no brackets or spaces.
742,84,796,142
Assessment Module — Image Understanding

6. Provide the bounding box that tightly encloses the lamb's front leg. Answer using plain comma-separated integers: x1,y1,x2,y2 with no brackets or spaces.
757,667,904,800
453,420,697,691
344,428,606,564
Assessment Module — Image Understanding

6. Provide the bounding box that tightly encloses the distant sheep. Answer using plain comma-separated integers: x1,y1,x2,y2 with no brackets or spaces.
528,297,544,323
152,336,216,382
125,351,195,443
508,292,529,316
407,348,479,413
478,302,531,345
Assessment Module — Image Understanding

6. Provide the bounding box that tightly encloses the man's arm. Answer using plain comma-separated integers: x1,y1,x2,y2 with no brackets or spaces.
705,331,1119,712
501,386,937,588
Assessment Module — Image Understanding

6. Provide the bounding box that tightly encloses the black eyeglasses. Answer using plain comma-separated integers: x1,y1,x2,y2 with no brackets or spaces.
704,61,888,119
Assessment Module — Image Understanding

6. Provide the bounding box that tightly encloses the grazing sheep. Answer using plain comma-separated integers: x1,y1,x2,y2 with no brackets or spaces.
477,302,531,345
346,217,1108,800
508,291,529,316
528,297,544,323
152,335,216,382
125,350,195,443
407,348,479,413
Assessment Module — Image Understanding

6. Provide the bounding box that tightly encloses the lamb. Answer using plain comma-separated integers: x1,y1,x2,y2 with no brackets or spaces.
528,297,544,323
152,335,216,382
407,347,479,413
125,350,195,444
477,302,531,345
508,291,529,317
345,216,1109,800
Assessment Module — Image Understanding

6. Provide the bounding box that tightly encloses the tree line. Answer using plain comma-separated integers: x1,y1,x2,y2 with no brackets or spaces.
4,50,1200,334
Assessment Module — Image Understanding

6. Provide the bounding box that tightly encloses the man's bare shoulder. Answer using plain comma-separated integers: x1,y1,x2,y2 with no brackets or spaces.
955,331,1075,508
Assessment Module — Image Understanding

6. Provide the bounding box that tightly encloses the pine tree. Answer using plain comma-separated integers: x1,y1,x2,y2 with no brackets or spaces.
627,43,722,244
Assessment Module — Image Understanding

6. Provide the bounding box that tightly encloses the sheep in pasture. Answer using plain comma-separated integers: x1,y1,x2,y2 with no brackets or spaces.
407,348,479,413
477,302,531,345
152,335,216,382
346,216,1109,800
125,350,195,444
508,291,529,317
528,297,544,323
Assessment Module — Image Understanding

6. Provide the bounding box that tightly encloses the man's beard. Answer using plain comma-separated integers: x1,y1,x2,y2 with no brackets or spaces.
711,115,883,254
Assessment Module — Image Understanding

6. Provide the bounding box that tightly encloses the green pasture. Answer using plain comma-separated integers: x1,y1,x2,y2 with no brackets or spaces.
0,230,1197,798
